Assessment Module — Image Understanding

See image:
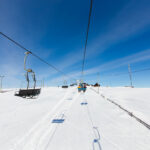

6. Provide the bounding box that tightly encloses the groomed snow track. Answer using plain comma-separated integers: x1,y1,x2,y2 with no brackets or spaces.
91,87,150,130
12,88,79,150
0,87,150,150
102,95,150,130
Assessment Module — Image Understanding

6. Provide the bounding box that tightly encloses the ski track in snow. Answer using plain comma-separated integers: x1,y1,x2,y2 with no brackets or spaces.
88,87,150,150
0,87,150,150
11,88,79,150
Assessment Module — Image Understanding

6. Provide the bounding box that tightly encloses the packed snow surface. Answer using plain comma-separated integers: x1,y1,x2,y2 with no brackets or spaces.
0,87,150,150
100,87,150,124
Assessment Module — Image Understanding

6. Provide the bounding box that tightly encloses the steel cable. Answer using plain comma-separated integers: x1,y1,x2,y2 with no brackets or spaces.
0,32,76,80
81,0,93,80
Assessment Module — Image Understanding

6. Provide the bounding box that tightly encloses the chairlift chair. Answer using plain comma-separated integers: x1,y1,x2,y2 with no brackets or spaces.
78,83,87,92
62,80,68,88
15,52,41,98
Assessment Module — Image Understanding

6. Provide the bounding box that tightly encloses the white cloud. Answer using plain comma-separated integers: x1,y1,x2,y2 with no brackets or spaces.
83,49,150,76
88,0,150,55
49,47,150,83
1,0,150,87
48,0,150,73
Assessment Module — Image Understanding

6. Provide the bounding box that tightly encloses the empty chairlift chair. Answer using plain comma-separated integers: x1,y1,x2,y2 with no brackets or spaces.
62,80,68,88
15,52,41,98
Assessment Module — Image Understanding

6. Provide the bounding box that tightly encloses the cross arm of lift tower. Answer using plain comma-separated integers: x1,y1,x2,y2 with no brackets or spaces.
0,32,76,81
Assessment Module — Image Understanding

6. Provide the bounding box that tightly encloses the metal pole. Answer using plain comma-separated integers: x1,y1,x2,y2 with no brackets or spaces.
0,76,4,92
97,72,100,93
64,80,67,86
43,79,44,87
41,80,42,87
128,64,133,87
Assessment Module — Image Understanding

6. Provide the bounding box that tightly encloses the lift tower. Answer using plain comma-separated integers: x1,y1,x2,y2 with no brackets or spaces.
0,75,4,92
128,64,133,88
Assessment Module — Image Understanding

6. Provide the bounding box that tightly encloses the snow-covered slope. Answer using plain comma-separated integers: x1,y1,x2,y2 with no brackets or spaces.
100,87,150,124
0,87,149,150
0,87,68,150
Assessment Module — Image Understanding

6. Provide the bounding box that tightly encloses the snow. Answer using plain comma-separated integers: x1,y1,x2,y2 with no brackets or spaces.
100,87,150,124
0,86,150,150
0,87,68,150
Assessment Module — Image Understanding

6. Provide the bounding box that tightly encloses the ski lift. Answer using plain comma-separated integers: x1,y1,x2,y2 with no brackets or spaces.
15,52,41,98
78,83,87,92
62,80,68,88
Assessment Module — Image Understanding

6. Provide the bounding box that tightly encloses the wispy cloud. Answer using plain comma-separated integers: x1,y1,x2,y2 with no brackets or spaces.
55,50,82,70
51,48,150,80
50,0,150,73
46,48,150,85
1,0,150,87
82,49,150,76
89,0,150,55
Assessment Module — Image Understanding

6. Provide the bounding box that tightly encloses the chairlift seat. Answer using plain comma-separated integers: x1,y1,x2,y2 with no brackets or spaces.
78,87,86,92
62,85,68,88
78,83,87,92
15,88,41,98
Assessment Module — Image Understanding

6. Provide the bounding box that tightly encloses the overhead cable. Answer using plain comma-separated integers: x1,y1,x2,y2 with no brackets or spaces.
81,0,93,79
0,32,76,80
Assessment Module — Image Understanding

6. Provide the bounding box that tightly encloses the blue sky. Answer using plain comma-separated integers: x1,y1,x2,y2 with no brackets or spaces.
0,0,150,88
